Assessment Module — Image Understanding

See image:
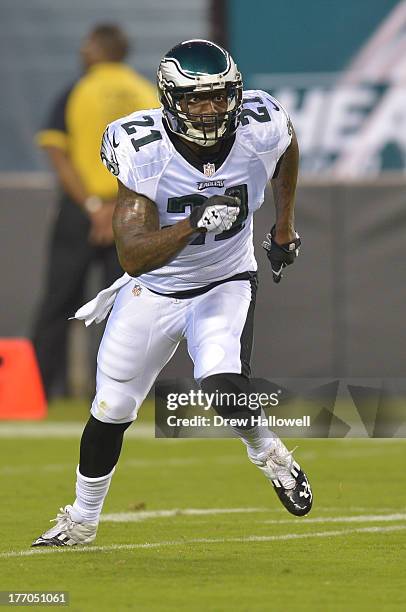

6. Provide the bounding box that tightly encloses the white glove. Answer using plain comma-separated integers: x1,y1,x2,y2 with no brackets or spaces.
197,204,239,234
189,195,240,234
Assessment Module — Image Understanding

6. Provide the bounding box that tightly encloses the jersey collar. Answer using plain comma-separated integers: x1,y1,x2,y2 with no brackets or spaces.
162,119,236,175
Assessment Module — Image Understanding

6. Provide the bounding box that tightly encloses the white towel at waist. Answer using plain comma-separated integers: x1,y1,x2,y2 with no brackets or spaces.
73,273,132,326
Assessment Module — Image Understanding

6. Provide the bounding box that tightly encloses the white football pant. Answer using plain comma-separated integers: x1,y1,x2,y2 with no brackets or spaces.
91,278,255,424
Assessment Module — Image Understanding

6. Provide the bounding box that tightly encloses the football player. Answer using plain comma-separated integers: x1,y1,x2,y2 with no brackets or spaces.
32,39,312,547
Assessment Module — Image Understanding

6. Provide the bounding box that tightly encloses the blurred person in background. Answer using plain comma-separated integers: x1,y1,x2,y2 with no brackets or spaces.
32,24,158,399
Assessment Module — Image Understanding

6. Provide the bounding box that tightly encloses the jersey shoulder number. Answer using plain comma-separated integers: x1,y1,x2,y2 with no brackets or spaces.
239,89,292,156
101,108,170,191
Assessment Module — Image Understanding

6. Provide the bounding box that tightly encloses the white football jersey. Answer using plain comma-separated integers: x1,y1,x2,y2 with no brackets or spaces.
101,90,292,294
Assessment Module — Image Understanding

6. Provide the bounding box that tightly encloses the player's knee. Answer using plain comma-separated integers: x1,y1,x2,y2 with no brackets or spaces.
91,386,137,423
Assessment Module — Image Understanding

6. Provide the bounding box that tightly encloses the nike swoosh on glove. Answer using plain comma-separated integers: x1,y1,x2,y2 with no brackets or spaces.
189,195,240,234
262,225,301,283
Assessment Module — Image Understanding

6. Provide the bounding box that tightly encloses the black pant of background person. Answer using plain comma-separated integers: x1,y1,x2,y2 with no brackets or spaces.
32,194,122,399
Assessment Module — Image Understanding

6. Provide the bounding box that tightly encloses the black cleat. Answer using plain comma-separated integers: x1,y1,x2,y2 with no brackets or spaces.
250,439,313,516
271,464,313,516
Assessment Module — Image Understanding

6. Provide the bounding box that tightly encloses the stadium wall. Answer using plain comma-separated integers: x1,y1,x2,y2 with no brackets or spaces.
2,177,405,380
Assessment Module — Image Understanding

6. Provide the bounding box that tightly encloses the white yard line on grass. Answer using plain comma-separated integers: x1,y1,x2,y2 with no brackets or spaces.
0,457,216,475
325,447,406,458
1,525,406,559
264,513,406,525
0,454,282,475
100,508,267,522
2,423,405,446
0,423,154,438
100,509,406,523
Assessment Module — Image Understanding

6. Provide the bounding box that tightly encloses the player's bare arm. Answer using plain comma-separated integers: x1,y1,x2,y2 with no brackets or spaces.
113,180,197,276
271,126,299,245
263,125,301,283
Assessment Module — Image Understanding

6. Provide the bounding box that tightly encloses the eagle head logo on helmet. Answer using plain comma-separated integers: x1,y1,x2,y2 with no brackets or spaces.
157,39,243,147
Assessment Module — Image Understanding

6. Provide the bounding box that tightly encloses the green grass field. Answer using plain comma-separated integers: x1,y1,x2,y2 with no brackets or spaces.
0,401,405,611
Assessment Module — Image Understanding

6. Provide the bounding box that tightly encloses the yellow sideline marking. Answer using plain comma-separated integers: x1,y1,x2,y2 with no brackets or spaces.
1,525,406,559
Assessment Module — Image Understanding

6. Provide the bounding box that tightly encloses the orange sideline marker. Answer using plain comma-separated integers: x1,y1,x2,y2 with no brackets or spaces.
0,338,47,420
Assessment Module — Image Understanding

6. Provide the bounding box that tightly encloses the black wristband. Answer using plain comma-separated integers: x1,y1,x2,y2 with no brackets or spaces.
270,224,301,253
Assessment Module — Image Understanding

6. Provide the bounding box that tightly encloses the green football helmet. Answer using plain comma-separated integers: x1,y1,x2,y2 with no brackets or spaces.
157,39,243,146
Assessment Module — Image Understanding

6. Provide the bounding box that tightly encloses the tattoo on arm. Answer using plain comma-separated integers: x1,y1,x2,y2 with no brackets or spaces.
113,180,196,276
271,127,299,242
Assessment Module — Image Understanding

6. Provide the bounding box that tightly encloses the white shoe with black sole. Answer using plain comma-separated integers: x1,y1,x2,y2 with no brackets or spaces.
31,505,97,547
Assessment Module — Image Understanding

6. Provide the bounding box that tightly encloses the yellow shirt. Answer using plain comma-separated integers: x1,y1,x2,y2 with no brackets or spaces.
36,62,158,199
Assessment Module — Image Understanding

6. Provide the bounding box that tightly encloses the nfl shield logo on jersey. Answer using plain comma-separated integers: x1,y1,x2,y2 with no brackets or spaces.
203,163,216,178
132,285,142,297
